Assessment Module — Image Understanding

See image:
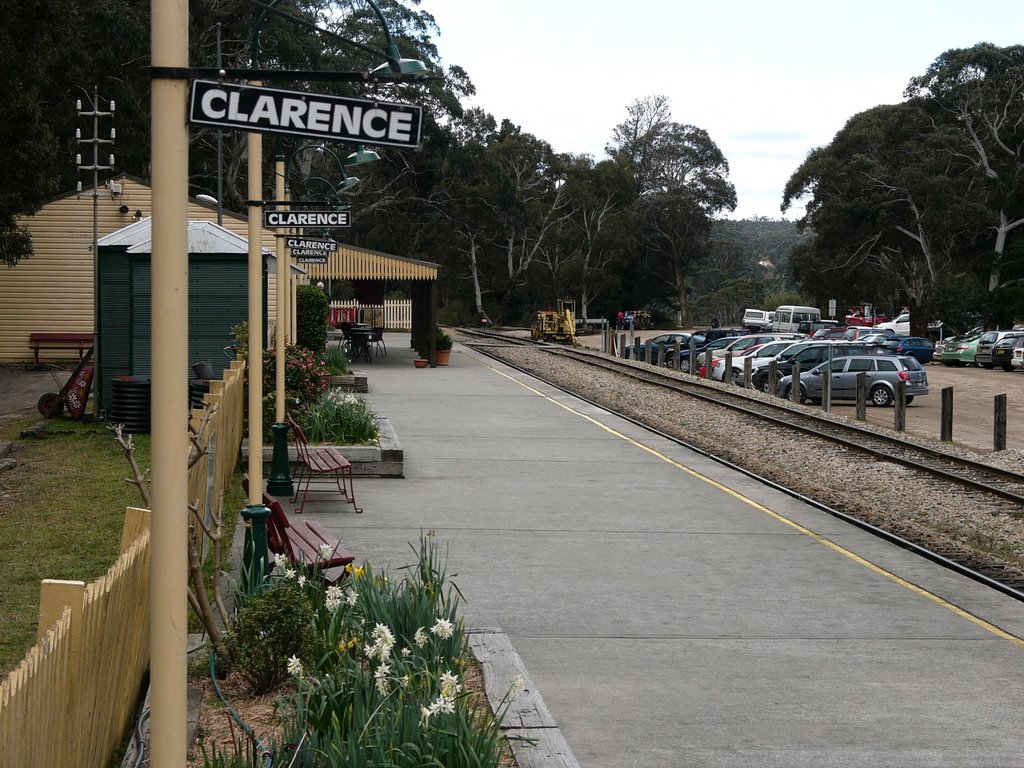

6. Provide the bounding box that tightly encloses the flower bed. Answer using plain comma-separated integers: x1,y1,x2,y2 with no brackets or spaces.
192,533,521,767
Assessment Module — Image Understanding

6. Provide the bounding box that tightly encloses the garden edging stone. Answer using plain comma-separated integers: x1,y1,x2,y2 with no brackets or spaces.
241,416,403,477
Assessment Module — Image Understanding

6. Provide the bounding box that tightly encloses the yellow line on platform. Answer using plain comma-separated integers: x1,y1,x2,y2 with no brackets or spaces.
484,360,1024,650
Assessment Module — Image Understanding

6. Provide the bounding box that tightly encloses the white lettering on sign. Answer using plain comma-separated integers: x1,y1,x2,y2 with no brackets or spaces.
189,81,423,149
285,236,337,251
264,210,351,228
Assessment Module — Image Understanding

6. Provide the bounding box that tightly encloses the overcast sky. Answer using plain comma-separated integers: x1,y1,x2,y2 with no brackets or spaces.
419,0,1024,220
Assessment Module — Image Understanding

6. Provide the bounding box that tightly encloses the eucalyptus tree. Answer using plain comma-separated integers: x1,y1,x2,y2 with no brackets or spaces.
783,101,987,331
905,43,1024,299
477,122,574,323
623,116,737,326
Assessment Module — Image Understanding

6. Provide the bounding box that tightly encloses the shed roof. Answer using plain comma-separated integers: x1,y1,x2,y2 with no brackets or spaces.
98,218,272,255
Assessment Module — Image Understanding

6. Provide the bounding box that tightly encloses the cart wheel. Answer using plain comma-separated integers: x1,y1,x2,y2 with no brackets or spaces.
38,392,64,417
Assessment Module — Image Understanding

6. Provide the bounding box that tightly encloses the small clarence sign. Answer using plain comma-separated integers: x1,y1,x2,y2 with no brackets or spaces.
189,80,422,148
285,236,338,252
264,210,351,228
292,250,329,264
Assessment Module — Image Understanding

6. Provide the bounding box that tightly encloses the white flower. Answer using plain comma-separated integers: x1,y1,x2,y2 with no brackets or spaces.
439,670,461,698
399,674,410,688
319,543,334,558
284,567,297,580
274,552,290,568
430,617,454,640
297,575,307,588
374,662,391,695
510,675,525,694
345,590,358,606
286,655,303,677
400,647,411,657
429,695,455,715
414,627,428,647
419,706,432,729
326,584,343,602
325,595,341,611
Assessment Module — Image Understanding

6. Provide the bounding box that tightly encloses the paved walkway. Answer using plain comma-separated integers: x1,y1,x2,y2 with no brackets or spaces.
297,337,1024,767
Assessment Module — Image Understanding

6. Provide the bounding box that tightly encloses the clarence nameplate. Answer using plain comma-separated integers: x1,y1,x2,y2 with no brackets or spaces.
189,80,422,149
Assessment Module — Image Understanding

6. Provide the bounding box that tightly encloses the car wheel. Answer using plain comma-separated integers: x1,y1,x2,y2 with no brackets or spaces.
759,375,773,394
870,386,894,407
1003,365,1014,372
905,396,914,405
942,360,955,367
731,369,744,386
982,363,994,370
680,359,691,373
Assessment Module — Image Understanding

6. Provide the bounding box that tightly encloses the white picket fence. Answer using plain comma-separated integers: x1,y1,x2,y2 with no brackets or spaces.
329,300,411,330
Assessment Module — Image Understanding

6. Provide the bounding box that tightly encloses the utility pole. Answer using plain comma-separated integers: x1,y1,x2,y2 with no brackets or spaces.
76,87,115,420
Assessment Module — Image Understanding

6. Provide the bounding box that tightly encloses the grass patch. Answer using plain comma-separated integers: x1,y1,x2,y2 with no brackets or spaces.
0,416,152,674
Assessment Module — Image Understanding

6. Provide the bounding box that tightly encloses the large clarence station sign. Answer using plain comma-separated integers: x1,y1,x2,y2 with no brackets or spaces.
188,80,422,148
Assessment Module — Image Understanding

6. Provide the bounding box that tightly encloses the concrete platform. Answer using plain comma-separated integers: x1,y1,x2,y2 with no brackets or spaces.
291,337,1024,768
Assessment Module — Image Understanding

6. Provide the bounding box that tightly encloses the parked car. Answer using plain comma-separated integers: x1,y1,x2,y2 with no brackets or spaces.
695,335,747,366
777,355,929,406
751,342,876,393
893,336,935,364
974,330,1020,369
797,319,840,336
857,331,899,345
706,333,802,362
742,308,774,332
709,340,793,383
940,333,983,366
990,333,1024,371
811,326,850,340
626,332,691,364
842,326,888,342
875,312,911,336
1013,345,1024,370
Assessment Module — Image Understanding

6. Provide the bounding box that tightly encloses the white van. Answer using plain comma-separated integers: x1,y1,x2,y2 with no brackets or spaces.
742,308,773,331
774,305,821,333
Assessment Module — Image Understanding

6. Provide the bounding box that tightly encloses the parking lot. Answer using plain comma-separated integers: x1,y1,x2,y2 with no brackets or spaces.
580,331,1024,453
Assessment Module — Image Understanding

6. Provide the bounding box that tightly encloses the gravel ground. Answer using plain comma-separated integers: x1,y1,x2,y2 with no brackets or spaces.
463,336,1024,587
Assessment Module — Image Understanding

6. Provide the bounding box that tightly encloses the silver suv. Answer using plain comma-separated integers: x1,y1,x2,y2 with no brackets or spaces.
778,355,929,406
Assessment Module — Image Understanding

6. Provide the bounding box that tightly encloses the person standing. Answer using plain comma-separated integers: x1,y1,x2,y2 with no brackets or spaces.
617,310,625,330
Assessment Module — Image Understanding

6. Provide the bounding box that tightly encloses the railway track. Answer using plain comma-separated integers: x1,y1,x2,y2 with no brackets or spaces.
458,328,1024,595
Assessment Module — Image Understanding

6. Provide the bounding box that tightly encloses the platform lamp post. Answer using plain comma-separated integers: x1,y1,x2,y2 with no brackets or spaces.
266,141,379,497
239,0,282,592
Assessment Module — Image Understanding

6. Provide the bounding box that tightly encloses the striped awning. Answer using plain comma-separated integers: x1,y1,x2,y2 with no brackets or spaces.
299,244,438,281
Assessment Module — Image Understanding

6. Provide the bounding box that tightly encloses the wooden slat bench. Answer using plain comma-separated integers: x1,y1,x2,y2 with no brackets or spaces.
28,332,94,364
286,413,362,514
242,476,356,583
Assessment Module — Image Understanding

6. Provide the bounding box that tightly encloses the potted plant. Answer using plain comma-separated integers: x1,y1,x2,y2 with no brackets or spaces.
436,327,453,365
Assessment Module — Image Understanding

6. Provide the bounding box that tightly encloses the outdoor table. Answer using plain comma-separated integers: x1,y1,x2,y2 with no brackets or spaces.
346,328,373,363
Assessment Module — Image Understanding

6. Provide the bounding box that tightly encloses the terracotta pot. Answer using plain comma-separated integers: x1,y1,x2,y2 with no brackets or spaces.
436,349,451,366
414,358,429,368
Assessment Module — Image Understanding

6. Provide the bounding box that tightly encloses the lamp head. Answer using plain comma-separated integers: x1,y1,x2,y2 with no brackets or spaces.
371,42,429,79
337,172,360,192
343,145,380,167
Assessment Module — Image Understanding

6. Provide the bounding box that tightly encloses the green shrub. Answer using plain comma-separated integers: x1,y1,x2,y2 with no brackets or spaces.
261,345,328,436
296,284,329,352
322,344,350,375
225,581,322,695
301,390,379,445
436,327,453,350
